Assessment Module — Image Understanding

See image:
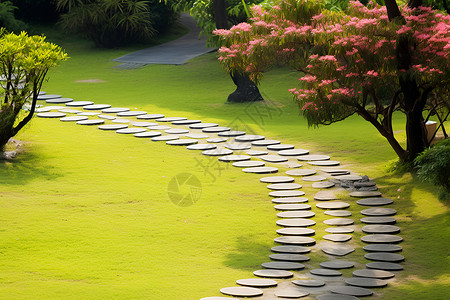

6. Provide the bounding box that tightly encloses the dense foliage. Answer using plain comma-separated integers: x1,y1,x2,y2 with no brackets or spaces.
11,0,59,24
0,1,26,32
214,0,450,162
0,31,67,152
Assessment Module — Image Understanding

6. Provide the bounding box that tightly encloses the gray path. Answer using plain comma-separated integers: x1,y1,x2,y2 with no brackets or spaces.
114,13,216,67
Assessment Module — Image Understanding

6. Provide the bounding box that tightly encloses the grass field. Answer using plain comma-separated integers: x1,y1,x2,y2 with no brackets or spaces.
0,25,449,299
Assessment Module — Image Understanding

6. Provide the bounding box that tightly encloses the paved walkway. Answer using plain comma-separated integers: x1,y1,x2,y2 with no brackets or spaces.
114,13,216,67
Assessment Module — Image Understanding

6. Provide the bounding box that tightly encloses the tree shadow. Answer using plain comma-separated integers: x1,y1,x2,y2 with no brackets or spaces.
223,235,273,271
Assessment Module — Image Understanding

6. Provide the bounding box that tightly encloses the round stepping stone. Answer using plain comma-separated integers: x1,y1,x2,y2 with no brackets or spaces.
60,115,88,122
361,208,397,216
262,261,305,270
283,162,303,168
37,112,66,118
236,278,277,288
200,297,232,300
223,143,251,150
189,122,218,129
345,277,388,288
312,182,336,189
253,269,293,278
334,174,363,181
314,191,338,201
172,119,201,125
187,144,216,150
276,227,315,235
150,125,171,130
134,131,161,138
35,106,63,112
235,135,265,142
364,252,404,262
322,246,355,256
361,234,403,244
260,176,295,183
321,168,351,175
219,155,251,162
98,114,116,120
324,218,354,226
308,160,340,166
130,121,157,127
275,289,309,298
165,128,189,134
362,225,400,234
83,104,111,110
218,130,246,137
353,269,395,279
360,217,396,224
274,204,311,211
116,128,147,134
270,190,305,197
286,169,317,176
325,227,354,234
297,154,330,161
366,262,403,271
317,201,350,210
220,286,263,297
202,126,230,133
117,111,147,117
76,119,104,125
155,117,187,122
276,219,316,228
260,155,288,163
151,135,179,141
278,149,309,156
329,286,373,297
320,261,355,269
302,175,327,182
349,191,382,198
243,166,278,174
202,149,233,156
274,236,316,246
277,211,315,219
46,97,73,104
357,198,394,206
325,210,352,217
184,133,209,139
310,269,342,276
363,244,402,252
232,160,265,168
267,144,295,151
136,113,164,119
112,118,130,123
323,234,352,242
101,107,130,113
317,295,359,300
246,150,268,156
166,139,198,146
292,279,325,287
272,197,308,204
207,137,227,143
251,139,280,146
271,245,310,254
98,124,128,130
270,253,310,262
66,101,94,107
37,94,61,100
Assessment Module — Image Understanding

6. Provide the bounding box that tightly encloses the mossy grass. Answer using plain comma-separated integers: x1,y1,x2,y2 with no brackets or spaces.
0,27,448,299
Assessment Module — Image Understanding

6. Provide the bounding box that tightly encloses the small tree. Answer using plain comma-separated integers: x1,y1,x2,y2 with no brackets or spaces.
0,30,67,152
214,0,450,162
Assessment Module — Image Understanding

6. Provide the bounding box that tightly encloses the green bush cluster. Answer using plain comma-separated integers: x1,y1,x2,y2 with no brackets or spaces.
0,1,26,32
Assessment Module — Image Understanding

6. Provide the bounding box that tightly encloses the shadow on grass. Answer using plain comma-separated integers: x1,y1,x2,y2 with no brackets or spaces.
223,235,272,271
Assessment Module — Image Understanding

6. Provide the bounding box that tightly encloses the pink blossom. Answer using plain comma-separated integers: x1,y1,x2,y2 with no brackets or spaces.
319,55,337,62
299,75,317,82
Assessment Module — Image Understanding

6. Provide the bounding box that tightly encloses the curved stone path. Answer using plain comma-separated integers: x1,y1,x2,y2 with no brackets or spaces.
35,93,403,299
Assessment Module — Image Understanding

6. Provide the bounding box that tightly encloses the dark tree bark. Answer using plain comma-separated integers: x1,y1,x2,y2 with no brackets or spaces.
213,0,228,29
228,71,264,103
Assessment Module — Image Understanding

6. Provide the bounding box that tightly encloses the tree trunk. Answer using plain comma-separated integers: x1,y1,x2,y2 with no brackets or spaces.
227,71,264,103
213,0,228,29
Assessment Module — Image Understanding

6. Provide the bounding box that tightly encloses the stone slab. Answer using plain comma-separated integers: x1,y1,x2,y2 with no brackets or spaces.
308,161,340,166
184,133,209,139
272,197,308,204
321,169,351,174
46,97,73,104
76,119,105,125
360,217,397,224
236,278,277,288
274,236,316,246
323,234,352,242
320,261,355,269
218,130,246,137
329,286,373,297
345,278,388,288
166,139,198,146
334,175,363,181
232,160,265,168
60,116,88,122
251,139,280,146
136,113,165,119
202,126,230,133
116,128,147,134
362,225,400,234
219,155,251,162
317,202,350,210
111,118,131,123
361,234,403,244
366,262,403,271
66,101,94,107
357,198,394,206
220,286,263,297
277,211,315,219
224,143,251,150
36,106,63,112
353,269,395,279
276,219,316,228
246,150,268,156
200,297,232,300
172,119,201,125
297,154,330,161
275,289,309,298
235,135,265,142
267,183,302,190
37,94,62,100
276,227,315,236
322,246,355,256
151,135,179,141
325,227,354,234
101,107,130,113
283,162,303,168
312,181,336,189
152,116,186,122
260,176,295,183
274,204,311,211
292,279,325,287
286,169,317,177
316,295,359,300
150,125,171,130
363,244,402,252
324,218,354,226
134,131,161,138
270,254,310,262
278,149,309,156
361,208,397,216
37,112,66,118
98,124,128,130
310,269,342,276
165,128,189,134
267,144,295,151
325,210,352,217
189,123,218,129
253,269,293,278
130,121,157,127
271,245,310,254
314,191,338,201
302,175,327,182
83,104,111,110
202,149,233,156
98,114,116,120
364,252,405,262
260,155,289,163
270,190,305,197
349,191,382,198
78,112,101,116
187,144,216,150
116,111,147,117
206,138,227,143
242,166,278,174
262,261,305,270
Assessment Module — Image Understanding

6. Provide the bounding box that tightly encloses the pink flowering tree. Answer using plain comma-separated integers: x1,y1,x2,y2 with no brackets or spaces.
214,0,450,162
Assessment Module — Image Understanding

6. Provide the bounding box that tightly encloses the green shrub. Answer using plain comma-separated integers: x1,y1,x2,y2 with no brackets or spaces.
0,1,26,32
415,139,450,200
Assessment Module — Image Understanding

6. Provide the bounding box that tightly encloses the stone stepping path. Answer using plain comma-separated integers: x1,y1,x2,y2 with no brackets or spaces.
37,112,66,118
37,96,405,300
316,295,360,300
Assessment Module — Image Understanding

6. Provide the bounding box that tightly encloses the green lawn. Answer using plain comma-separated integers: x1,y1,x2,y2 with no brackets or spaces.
0,28,448,299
